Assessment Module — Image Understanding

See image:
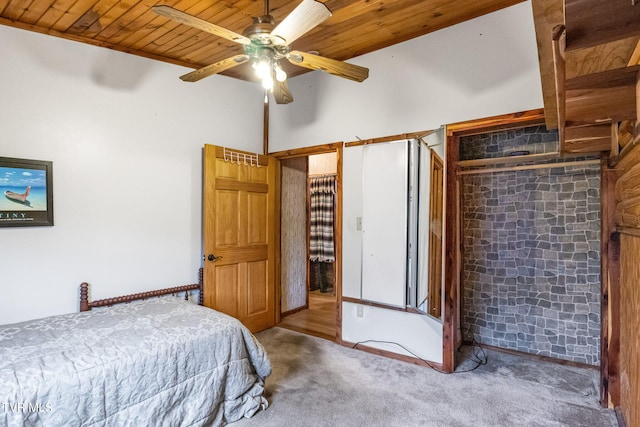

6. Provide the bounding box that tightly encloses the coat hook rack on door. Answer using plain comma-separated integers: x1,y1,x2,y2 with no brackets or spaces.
222,147,261,168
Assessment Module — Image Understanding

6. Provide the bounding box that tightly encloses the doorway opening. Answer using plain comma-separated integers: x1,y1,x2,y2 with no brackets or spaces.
275,147,342,341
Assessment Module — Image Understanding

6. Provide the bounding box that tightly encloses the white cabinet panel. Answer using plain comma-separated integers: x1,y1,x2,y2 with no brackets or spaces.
361,141,408,307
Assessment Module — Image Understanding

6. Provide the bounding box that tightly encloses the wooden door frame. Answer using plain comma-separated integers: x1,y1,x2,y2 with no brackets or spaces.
443,109,549,372
600,156,619,408
428,148,445,319
271,142,344,341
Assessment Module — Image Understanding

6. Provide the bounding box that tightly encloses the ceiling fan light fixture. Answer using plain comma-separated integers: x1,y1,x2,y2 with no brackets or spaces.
254,55,272,80
252,53,274,90
261,73,274,90
273,61,287,82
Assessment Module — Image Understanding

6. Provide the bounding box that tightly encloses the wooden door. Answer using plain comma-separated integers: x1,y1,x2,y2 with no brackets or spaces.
203,144,279,333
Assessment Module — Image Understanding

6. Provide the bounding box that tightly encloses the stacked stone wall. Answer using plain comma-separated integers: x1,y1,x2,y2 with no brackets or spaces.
460,126,601,365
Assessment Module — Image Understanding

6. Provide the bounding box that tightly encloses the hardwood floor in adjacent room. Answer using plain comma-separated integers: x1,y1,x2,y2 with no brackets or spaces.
277,292,336,341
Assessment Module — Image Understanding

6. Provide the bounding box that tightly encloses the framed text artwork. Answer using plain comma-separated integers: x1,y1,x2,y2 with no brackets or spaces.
0,157,53,227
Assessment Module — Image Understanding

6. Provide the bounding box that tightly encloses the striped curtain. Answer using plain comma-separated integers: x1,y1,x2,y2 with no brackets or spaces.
309,175,336,262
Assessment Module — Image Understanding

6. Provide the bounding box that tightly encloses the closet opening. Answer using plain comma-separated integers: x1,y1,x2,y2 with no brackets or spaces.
444,109,604,374
274,146,342,341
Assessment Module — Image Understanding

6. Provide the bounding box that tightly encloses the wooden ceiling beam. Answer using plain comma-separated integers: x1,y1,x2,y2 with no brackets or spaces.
563,126,611,154
532,0,564,130
566,37,640,80
551,15,639,156
563,123,612,140
564,0,640,51
566,65,640,91
533,0,640,132
552,24,567,152
564,66,640,124
565,86,637,124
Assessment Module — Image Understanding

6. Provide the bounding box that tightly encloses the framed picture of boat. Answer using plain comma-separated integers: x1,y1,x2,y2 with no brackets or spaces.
0,157,53,227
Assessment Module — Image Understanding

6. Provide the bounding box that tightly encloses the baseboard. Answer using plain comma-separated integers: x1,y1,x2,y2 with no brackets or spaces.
339,339,445,372
462,340,598,370
277,324,335,342
280,305,309,318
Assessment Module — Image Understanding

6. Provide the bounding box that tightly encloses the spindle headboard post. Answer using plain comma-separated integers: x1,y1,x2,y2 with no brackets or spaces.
79,268,204,312
80,282,89,312
198,266,204,302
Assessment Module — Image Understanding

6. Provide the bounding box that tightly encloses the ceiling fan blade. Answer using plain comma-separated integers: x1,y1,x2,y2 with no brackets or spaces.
152,5,251,45
288,50,369,82
180,55,249,82
273,80,294,104
270,0,331,45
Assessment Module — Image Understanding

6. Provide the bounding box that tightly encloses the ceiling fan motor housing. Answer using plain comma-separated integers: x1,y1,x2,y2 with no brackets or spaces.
243,15,290,61
243,15,276,45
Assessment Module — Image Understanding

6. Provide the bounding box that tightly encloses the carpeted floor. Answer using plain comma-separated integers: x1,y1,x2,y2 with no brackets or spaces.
235,327,617,427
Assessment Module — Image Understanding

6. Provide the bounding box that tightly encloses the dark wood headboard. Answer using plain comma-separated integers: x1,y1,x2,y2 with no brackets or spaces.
80,268,204,312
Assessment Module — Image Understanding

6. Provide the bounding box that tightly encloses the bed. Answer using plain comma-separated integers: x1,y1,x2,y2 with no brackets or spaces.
0,274,271,426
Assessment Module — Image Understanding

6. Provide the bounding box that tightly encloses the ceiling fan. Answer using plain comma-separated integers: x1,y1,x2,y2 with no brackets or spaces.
152,0,369,104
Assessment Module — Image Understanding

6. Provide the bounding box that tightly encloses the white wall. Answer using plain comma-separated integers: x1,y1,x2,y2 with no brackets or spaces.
271,1,543,363
0,25,264,324
342,302,443,363
268,2,542,151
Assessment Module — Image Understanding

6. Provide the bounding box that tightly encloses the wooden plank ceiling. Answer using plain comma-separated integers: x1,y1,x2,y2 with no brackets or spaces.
0,0,525,82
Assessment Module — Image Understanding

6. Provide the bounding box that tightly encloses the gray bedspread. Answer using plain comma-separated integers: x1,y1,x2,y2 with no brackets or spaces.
0,297,271,426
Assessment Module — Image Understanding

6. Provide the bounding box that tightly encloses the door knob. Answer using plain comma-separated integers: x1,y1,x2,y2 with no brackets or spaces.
207,254,222,262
